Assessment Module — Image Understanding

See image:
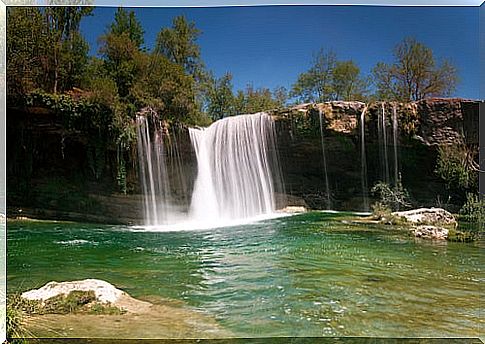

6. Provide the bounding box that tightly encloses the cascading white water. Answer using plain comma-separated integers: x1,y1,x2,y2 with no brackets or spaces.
318,109,331,209
189,113,280,222
136,116,172,226
360,106,369,211
378,103,390,184
392,104,399,185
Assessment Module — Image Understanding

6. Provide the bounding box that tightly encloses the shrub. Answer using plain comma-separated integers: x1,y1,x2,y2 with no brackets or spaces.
371,179,411,212
435,144,478,192
459,193,485,231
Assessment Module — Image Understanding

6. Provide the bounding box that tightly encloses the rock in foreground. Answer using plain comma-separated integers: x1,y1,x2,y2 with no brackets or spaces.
22,279,124,304
392,208,456,240
21,279,230,338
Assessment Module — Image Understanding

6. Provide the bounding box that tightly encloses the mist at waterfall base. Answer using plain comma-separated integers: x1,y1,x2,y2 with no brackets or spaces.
136,113,287,231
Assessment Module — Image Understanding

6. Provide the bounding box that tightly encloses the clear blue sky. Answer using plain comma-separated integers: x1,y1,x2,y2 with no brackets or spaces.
80,5,479,99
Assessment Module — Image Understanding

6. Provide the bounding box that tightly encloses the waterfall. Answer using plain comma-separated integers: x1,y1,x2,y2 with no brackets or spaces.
189,113,281,222
318,109,332,209
392,104,399,185
136,115,172,226
378,103,390,184
360,106,369,211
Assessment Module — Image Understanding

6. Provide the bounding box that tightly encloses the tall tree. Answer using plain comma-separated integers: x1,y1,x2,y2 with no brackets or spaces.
7,7,47,98
155,16,203,78
109,7,145,50
332,60,369,101
291,49,337,102
43,6,93,93
373,37,458,101
99,8,144,98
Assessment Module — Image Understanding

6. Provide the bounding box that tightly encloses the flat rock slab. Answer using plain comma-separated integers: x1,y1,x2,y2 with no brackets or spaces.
392,208,456,226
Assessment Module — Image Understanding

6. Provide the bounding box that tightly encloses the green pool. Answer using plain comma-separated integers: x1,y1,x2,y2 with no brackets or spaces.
7,212,483,337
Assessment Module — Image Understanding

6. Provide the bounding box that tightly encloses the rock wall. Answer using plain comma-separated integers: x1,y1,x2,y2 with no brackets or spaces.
6,98,481,224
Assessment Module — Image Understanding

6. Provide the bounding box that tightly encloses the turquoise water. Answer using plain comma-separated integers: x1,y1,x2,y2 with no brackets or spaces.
7,212,483,337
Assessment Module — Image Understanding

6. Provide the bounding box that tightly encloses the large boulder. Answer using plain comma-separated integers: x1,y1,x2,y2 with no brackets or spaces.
22,279,125,304
392,207,456,226
392,208,456,240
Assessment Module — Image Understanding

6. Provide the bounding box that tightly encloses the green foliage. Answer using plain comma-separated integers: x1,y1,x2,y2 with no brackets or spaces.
371,202,408,226
435,144,478,192
447,228,476,243
6,7,48,99
132,54,199,123
7,291,126,324
205,72,236,120
110,7,145,50
291,49,368,102
332,60,369,101
236,84,286,114
291,49,337,103
100,32,141,98
43,290,97,314
372,37,458,101
155,15,203,77
7,7,93,97
371,180,411,212
459,193,485,230
7,295,28,340
204,74,287,120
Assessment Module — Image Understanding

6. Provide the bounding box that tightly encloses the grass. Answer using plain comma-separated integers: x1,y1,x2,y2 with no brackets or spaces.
6,290,126,340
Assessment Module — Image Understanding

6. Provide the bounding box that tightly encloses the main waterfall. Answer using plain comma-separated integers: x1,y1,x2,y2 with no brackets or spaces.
189,113,279,222
136,112,283,229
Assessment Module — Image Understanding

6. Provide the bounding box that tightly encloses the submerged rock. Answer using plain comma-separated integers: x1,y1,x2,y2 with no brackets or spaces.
412,225,449,240
277,206,307,213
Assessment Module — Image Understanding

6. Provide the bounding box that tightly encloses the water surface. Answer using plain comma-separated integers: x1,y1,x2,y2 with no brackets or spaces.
7,212,483,337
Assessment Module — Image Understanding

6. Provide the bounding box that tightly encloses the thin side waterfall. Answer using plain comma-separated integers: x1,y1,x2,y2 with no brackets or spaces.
360,106,369,211
189,113,281,222
392,104,399,185
378,103,390,184
318,109,331,209
136,116,172,226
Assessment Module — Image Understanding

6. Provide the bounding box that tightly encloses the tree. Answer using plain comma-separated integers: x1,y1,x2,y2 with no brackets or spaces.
373,37,458,101
291,49,337,103
7,7,47,99
132,54,199,124
238,84,281,114
99,8,144,98
155,16,203,78
109,7,144,50
43,6,93,93
205,73,235,120
333,60,369,101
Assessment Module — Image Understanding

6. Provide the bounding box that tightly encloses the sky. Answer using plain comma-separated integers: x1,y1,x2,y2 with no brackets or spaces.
80,5,480,99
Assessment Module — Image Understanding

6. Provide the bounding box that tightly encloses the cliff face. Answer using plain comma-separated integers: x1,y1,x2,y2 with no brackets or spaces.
6,98,481,224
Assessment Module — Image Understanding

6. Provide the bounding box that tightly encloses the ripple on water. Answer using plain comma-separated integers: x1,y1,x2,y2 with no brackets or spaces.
7,211,483,338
